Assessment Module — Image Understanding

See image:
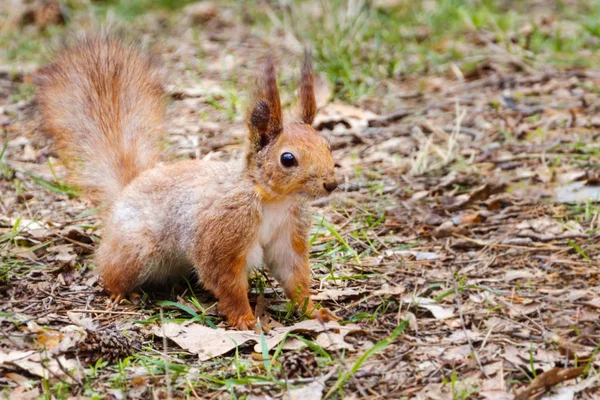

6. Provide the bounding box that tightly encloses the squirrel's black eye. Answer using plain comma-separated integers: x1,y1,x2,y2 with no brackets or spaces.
280,152,297,167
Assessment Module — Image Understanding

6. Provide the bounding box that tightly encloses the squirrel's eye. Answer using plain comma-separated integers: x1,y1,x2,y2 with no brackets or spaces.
280,152,297,167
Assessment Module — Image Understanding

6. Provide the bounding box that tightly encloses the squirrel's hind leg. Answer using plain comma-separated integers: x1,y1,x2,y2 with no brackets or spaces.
96,230,151,303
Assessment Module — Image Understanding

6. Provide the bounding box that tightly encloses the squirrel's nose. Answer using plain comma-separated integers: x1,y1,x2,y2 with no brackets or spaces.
324,180,338,193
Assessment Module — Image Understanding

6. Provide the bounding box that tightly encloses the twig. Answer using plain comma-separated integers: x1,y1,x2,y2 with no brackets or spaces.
67,309,143,315
451,268,488,379
59,235,96,251
161,308,173,400
317,317,370,398
185,377,202,399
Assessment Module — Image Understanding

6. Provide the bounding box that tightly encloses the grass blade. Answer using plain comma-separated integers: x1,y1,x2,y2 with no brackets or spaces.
325,319,409,398
321,219,361,266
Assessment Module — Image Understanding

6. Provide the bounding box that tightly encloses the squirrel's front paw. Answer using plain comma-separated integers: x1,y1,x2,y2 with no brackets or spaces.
228,312,257,331
310,307,340,322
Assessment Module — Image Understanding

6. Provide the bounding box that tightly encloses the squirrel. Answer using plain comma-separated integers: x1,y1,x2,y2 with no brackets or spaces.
36,36,339,330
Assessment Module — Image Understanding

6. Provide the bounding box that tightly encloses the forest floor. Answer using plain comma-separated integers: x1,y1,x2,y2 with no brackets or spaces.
0,1,599,399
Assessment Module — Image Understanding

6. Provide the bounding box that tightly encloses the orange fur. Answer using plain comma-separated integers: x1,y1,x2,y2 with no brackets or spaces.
36,36,165,206
38,37,338,329
298,50,317,125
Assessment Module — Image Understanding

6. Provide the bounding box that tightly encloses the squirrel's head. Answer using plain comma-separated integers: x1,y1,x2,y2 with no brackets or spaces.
245,52,337,201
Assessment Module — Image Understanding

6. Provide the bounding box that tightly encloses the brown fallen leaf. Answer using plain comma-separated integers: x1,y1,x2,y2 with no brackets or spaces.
373,283,407,296
402,297,454,320
555,181,600,204
288,380,325,400
315,331,354,351
19,0,65,30
444,182,507,210
47,244,77,265
35,329,62,351
311,288,361,301
514,367,585,400
25,323,62,351
7,386,40,400
154,319,365,361
554,335,597,362
5,372,33,388
183,1,219,25
455,212,483,225
314,102,378,131
0,350,81,383
504,270,536,282
386,249,439,261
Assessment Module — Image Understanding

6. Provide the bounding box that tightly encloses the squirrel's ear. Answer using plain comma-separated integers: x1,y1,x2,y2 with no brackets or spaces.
298,49,316,125
262,55,283,134
248,99,271,151
247,55,283,152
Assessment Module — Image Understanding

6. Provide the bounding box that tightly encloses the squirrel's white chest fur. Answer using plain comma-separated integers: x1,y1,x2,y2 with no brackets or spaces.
246,199,295,270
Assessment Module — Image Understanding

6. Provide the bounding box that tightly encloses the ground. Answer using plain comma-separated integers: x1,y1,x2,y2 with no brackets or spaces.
0,1,599,399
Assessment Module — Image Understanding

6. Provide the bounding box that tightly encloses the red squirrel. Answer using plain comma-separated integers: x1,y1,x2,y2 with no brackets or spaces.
36,36,339,329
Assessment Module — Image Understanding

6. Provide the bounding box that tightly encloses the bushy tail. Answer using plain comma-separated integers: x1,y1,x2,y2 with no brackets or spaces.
36,36,165,205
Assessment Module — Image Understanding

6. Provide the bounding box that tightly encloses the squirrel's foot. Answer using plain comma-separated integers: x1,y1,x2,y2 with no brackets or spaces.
107,293,124,309
107,292,142,309
228,312,257,331
310,307,340,323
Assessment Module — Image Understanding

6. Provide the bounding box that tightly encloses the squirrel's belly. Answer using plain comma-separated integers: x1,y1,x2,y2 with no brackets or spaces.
144,252,193,284
245,199,296,271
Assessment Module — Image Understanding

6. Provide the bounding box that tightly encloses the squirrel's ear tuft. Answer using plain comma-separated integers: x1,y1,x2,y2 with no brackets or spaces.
247,55,283,153
298,49,316,125
248,99,271,150
262,55,283,134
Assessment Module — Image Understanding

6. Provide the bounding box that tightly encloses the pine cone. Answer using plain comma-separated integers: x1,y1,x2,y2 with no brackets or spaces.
281,348,320,379
76,329,138,364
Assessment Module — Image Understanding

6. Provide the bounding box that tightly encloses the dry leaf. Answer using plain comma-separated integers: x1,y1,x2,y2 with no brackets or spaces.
504,270,536,282
5,372,33,388
154,320,365,361
555,181,600,204
48,244,77,264
0,350,81,382
311,288,360,301
8,387,40,400
183,1,219,25
442,330,481,344
288,380,324,400
444,183,507,210
387,250,440,261
403,297,455,320
514,367,585,400
34,328,62,351
314,102,378,131
315,331,353,351
26,322,87,354
373,283,407,297
154,322,259,361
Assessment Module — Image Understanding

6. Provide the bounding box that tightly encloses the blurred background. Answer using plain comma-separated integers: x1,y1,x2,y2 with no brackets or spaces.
2,0,600,107
1,2,600,398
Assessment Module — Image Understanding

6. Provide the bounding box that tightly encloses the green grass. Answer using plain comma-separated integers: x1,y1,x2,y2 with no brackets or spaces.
4,1,600,104
325,319,408,398
1,0,599,398
88,0,198,19
241,0,600,102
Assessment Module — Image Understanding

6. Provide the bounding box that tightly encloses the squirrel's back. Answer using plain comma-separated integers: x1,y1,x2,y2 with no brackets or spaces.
36,36,166,205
